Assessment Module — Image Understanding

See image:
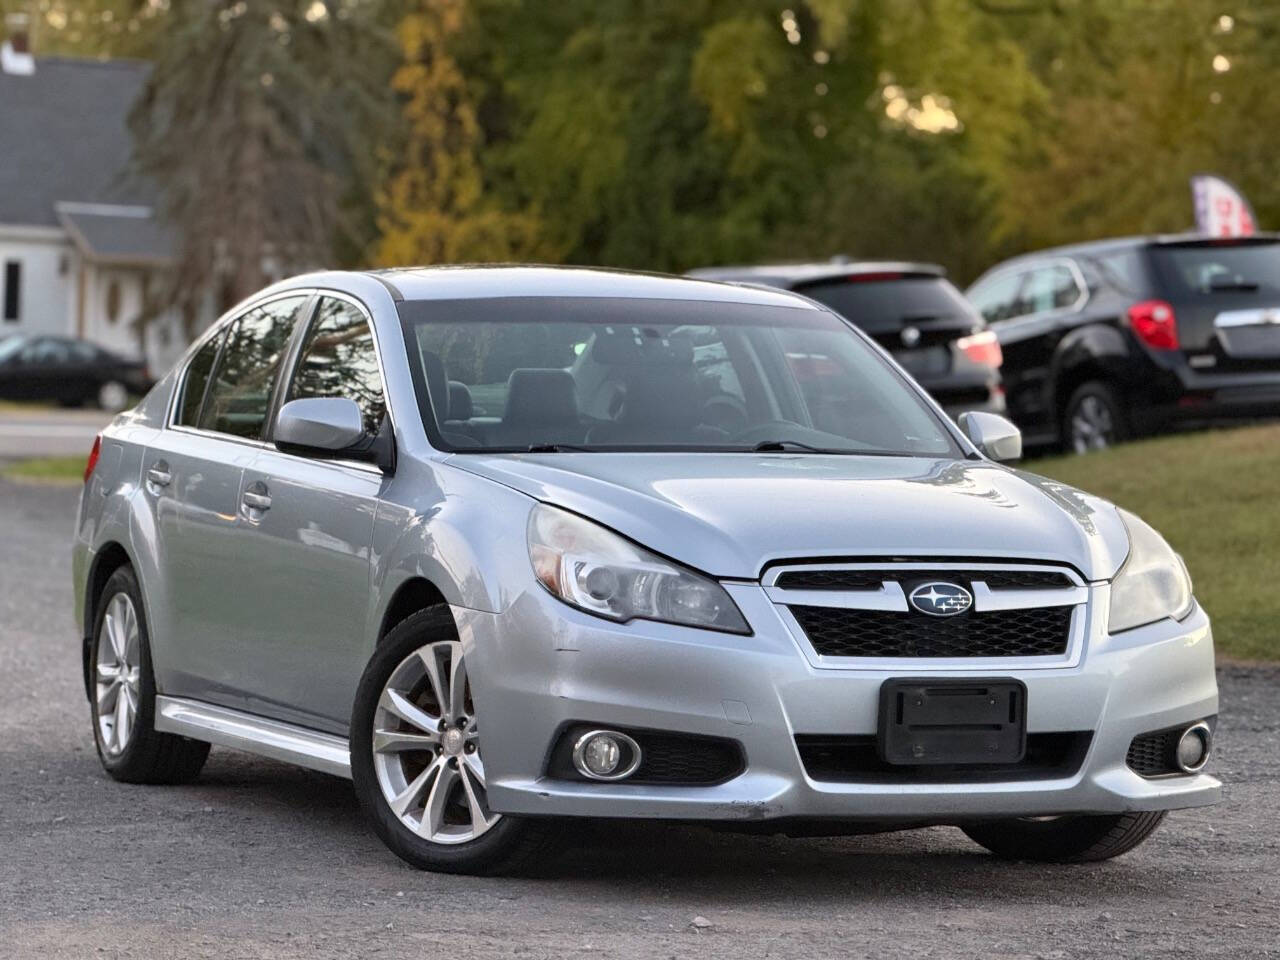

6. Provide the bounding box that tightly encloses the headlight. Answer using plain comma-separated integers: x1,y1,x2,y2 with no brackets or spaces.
1108,509,1193,633
527,504,750,634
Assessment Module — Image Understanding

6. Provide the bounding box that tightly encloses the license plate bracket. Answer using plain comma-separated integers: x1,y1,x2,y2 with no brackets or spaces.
878,678,1027,766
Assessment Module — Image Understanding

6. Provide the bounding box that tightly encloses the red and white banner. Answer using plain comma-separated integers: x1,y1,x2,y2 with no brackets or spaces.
1191,174,1257,237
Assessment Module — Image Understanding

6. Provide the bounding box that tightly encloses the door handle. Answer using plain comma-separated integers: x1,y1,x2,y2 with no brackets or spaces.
146,463,171,488
242,490,272,511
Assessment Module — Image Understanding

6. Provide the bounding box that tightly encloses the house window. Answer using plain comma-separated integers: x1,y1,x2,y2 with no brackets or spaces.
2,261,19,322
106,280,122,324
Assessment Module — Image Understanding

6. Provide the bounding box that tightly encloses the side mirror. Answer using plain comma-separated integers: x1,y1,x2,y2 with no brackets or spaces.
275,397,366,452
958,411,1022,462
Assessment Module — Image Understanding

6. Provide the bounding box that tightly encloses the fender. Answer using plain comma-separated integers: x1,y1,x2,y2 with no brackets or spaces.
365,456,540,650
1047,321,1135,403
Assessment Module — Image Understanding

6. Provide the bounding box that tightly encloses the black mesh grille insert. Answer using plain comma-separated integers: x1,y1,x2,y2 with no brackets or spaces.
546,724,745,786
789,605,1073,658
1126,729,1181,777
796,732,1092,784
775,569,1074,591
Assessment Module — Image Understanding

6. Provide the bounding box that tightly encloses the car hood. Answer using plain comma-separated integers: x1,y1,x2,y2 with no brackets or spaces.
445,453,1130,581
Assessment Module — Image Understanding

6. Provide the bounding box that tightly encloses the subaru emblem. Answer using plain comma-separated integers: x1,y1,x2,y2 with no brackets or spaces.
908,582,973,617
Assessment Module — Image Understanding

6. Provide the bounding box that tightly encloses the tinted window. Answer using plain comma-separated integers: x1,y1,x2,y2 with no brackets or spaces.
287,297,386,435
798,277,975,333
177,329,226,427
967,271,1027,323
199,296,305,439
20,338,70,365
1021,265,1081,314
399,297,958,457
1151,242,1280,296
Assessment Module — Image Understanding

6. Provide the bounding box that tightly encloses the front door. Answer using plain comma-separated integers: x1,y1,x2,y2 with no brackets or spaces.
232,294,390,732
143,293,309,708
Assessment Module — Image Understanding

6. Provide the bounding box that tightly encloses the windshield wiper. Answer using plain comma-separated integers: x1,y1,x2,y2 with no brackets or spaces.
525,442,593,453
1208,278,1260,292
751,440,838,453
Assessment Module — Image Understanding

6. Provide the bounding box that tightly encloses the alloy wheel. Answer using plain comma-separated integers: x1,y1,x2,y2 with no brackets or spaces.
98,381,128,412
1070,395,1116,453
372,640,499,845
95,592,141,755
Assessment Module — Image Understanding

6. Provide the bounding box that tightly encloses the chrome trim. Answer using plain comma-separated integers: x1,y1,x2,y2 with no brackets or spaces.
1176,721,1213,774
571,730,643,782
974,257,1091,328
763,560,1088,671
154,696,351,778
1213,307,1280,328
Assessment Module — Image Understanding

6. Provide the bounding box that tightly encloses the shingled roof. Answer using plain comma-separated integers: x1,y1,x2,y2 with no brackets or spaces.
0,56,169,262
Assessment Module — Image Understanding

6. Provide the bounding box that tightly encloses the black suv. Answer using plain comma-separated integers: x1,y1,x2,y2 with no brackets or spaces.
688,261,1004,420
968,235,1280,452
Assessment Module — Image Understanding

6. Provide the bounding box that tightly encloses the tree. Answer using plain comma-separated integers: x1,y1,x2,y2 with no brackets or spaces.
128,0,394,331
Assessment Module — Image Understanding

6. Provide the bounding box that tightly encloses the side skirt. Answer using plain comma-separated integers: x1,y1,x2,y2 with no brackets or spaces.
154,696,352,779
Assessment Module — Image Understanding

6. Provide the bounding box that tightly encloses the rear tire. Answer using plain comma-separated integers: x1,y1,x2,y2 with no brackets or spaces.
1062,380,1128,454
90,566,210,784
961,812,1166,863
350,607,562,875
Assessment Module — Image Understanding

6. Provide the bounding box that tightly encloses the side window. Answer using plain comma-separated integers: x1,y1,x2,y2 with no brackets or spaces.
176,328,226,427
286,297,387,435
199,296,306,439
21,337,70,365
967,271,1026,324
1021,264,1082,314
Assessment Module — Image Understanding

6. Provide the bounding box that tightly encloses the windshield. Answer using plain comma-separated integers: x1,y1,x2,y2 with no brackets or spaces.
397,297,960,457
0,335,25,364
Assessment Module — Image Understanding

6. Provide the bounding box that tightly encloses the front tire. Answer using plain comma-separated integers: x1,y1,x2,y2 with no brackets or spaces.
97,380,129,412
961,812,1166,863
90,566,210,784
350,607,560,875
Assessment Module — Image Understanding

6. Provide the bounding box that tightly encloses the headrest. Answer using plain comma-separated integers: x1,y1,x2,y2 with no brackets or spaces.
590,327,693,366
447,381,473,421
420,350,450,421
503,369,578,425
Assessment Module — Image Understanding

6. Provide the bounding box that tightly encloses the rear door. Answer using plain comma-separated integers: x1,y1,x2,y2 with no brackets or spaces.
1146,238,1280,370
142,293,309,706
234,294,389,732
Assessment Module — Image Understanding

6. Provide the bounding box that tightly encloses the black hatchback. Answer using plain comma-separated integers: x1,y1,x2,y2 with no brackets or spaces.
688,261,1004,420
967,235,1280,452
0,334,152,411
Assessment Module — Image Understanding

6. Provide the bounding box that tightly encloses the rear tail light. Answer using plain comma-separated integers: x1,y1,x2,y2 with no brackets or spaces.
84,434,102,484
1127,299,1180,350
956,330,1003,368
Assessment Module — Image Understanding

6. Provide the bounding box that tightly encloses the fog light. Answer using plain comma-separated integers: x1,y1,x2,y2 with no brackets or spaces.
1175,722,1212,773
571,729,642,781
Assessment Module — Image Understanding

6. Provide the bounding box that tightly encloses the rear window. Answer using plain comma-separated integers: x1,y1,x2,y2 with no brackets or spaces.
1150,242,1280,296
796,276,977,333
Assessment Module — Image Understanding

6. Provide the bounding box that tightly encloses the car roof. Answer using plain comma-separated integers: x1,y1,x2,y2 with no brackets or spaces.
357,264,822,310
974,231,1280,279
686,260,946,289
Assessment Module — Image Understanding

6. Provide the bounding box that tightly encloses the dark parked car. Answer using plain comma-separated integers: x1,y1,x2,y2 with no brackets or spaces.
0,334,151,411
688,261,1004,420
967,234,1280,452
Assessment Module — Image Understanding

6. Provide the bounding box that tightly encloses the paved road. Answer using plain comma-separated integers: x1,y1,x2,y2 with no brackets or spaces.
1,479,1277,959
0,408,112,460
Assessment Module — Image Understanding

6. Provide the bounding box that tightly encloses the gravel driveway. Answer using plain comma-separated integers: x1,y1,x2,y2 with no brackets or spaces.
1,478,1277,959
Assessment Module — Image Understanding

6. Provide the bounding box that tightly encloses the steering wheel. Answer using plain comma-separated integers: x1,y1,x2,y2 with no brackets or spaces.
701,394,749,435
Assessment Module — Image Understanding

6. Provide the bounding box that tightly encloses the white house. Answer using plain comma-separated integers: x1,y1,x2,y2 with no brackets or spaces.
0,20,188,372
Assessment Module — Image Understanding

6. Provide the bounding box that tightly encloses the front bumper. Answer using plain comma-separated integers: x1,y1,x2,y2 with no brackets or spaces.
457,583,1219,823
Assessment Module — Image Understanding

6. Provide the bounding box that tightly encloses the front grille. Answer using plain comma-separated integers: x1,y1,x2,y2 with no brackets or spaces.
789,605,1073,658
775,569,1075,591
796,732,1092,784
545,724,745,786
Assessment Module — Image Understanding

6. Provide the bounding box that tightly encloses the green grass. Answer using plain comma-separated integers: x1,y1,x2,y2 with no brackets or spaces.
2,456,86,484
1027,423,1280,661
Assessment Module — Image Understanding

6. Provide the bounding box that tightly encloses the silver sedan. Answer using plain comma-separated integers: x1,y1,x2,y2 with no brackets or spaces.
73,267,1219,874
